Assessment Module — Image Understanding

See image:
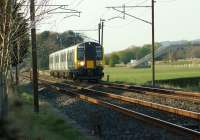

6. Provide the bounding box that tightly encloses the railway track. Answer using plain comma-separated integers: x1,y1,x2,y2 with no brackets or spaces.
27,73,200,119
100,82,200,99
22,74,200,139
56,82,200,120
42,74,200,103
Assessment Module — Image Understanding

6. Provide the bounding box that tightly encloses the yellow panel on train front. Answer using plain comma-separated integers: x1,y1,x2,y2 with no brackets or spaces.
86,60,94,68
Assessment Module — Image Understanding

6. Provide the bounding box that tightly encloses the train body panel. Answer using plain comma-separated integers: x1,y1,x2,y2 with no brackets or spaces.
49,42,104,80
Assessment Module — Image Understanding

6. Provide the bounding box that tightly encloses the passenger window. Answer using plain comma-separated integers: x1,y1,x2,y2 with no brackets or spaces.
78,47,84,60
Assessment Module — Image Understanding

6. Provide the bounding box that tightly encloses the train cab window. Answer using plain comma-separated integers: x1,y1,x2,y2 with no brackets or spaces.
85,43,96,60
77,46,84,60
96,46,103,60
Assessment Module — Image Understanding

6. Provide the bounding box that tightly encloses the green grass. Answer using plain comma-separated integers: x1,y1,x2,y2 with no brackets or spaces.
103,65,200,84
7,86,87,140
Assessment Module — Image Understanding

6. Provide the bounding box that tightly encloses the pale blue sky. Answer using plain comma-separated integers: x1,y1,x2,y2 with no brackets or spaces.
38,0,200,53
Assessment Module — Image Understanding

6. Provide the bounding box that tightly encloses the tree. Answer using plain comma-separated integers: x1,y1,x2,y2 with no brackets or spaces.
11,12,30,85
137,44,151,59
109,53,119,67
104,55,110,65
36,31,84,69
189,46,200,58
0,0,50,121
59,30,83,48
0,0,13,121
118,50,134,64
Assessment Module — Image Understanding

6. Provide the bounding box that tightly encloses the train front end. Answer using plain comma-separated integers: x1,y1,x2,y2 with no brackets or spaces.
76,42,104,80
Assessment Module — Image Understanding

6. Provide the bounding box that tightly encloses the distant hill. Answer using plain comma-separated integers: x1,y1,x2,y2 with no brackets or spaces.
191,39,200,45
160,39,200,47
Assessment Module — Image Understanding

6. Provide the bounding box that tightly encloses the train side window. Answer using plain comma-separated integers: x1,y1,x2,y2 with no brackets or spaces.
67,50,72,66
77,47,84,60
61,53,66,62
60,54,63,62
63,53,66,62
55,55,59,63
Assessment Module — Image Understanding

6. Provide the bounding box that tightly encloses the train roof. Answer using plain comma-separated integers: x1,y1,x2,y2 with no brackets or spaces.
49,41,100,57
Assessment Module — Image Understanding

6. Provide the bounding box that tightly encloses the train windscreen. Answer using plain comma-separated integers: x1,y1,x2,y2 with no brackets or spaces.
85,42,96,60
78,42,103,60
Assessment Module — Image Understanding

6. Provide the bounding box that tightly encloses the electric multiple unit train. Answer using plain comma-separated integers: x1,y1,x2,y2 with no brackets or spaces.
49,42,104,80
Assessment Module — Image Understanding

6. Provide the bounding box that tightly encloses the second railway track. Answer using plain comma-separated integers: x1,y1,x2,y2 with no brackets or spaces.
100,82,200,99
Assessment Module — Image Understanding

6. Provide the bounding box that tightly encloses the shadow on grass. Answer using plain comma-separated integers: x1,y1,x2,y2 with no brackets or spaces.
149,77,200,92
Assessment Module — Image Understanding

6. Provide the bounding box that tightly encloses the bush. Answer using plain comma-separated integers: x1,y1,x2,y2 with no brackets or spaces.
109,53,119,67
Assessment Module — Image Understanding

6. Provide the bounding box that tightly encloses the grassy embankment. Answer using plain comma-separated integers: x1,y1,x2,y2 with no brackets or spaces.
103,65,200,84
5,85,87,140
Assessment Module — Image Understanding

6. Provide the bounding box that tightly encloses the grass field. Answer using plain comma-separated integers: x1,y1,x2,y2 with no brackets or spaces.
6,85,87,140
103,65,200,84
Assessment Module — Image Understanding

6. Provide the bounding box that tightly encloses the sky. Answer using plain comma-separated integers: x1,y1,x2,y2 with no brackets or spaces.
37,0,200,53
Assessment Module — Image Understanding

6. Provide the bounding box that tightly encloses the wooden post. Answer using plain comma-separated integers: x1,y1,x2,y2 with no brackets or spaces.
107,75,110,82
30,0,39,112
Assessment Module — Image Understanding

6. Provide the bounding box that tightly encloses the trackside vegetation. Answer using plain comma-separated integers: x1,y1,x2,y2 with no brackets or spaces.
4,86,87,140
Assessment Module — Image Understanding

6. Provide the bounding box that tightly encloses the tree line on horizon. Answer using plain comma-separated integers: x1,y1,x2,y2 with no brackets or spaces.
105,44,160,67
25,30,200,69
106,42,200,67
25,31,84,69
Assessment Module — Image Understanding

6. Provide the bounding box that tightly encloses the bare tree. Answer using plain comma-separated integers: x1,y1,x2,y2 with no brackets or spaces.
0,0,13,121
0,0,50,121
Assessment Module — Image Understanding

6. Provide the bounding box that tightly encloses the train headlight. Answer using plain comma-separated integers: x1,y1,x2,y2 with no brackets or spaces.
80,61,85,66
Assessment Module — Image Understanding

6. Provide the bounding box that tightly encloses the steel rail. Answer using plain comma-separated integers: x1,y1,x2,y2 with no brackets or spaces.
37,79,200,139
27,73,200,120
45,76,200,101
22,75,200,138
64,90,200,139
53,81,200,121
102,82,200,98
53,77,200,102
24,74,200,120
79,88,200,120
99,84,200,103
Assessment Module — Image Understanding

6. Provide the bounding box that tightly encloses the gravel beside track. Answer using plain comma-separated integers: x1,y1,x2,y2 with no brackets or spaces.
92,86,200,113
39,86,198,140
52,79,200,113
84,93,200,129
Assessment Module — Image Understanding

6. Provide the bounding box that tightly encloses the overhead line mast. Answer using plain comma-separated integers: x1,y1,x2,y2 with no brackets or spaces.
98,19,105,47
98,23,101,44
101,19,105,47
106,1,156,87
151,0,155,87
